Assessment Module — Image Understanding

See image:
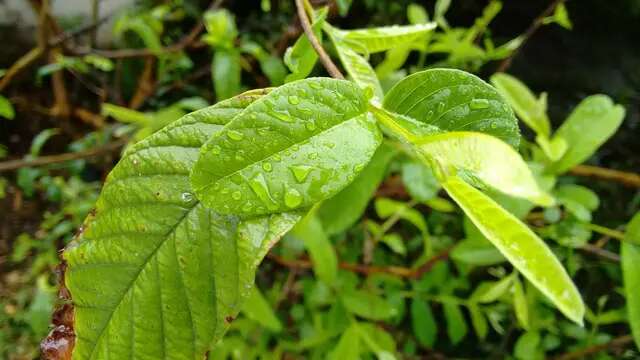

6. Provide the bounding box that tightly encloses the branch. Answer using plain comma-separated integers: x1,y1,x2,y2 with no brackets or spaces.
553,334,634,360
570,164,640,188
0,138,127,173
267,246,452,279
294,0,344,79
496,0,567,73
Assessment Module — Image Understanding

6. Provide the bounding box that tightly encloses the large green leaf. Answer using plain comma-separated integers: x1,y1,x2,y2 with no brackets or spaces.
64,93,301,359
441,176,584,324
490,73,550,137
549,95,625,173
339,23,436,53
191,78,381,217
318,142,396,235
383,69,520,147
622,213,640,350
416,132,553,206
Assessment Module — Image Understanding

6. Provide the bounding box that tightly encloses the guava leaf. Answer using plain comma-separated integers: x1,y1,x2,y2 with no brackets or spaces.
191,78,382,217
383,68,520,147
339,23,436,53
441,176,584,325
622,213,640,350
64,93,300,359
549,95,625,174
417,131,553,205
284,8,327,82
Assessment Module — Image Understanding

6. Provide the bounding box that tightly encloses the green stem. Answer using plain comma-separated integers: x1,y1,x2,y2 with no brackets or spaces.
368,103,417,144
585,223,625,241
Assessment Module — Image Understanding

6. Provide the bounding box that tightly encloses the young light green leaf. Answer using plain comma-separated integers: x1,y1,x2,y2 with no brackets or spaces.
451,238,506,266
411,299,437,347
442,176,585,325
622,212,640,350
416,132,553,206
284,8,328,82
381,234,407,256
291,211,338,284
330,36,384,99
329,324,361,360
202,9,238,48
536,134,568,161
490,73,550,137
407,4,429,24
318,143,395,235
550,95,625,174
542,3,572,30
213,49,242,100
384,69,520,147
375,198,428,234
191,78,381,217
401,160,440,201
512,276,530,330
472,275,515,303
241,286,283,332
64,94,301,359
514,331,543,360
342,290,398,321
102,103,150,124
0,95,15,120
339,23,436,53
443,302,467,345
434,0,451,29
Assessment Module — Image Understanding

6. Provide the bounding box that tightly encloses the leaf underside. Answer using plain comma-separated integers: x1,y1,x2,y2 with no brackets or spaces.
65,93,301,360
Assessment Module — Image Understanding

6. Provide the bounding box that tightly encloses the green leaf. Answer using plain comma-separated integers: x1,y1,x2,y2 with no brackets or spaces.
380,234,407,256
375,198,428,234
213,49,242,100
416,132,553,206
191,78,381,216
64,93,301,359
434,0,451,29
291,211,338,284
443,302,467,345
241,286,283,332
411,299,437,347
339,23,436,53
383,69,520,147
357,323,397,357
490,73,550,137
407,4,429,24
441,176,585,324
468,304,488,340
542,3,572,30
30,128,60,157
401,160,440,201
555,184,599,222
342,290,398,321
335,0,353,16
451,238,505,266
512,276,530,330
550,95,625,174
329,324,360,360
203,9,238,48
472,275,514,303
102,103,150,124
0,95,15,120
514,331,543,360
284,8,327,82
622,213,640,350
318,142,396,235
326,26,384,99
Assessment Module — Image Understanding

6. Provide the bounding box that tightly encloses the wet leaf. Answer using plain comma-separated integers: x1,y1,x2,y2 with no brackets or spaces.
191,78,381,216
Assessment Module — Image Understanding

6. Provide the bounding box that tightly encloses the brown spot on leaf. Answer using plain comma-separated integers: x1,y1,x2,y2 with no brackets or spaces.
225,315,235,323
41,325,75,360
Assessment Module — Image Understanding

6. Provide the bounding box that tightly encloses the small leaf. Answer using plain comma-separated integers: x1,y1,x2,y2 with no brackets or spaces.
381,234,407,256
434,0,451,29
329,324,361,360
468,304,488,340
342,290,398,321
443,302,467,345
490,73,550,137
203,9,238,48
401,160,440,201
329,34,384,99
191,78,381,216
339,23,436,53
241,287,283,332
384,69,520,147
417,132,553,206
213,49,242,100
284,8,327,82
472,275,514,303
375,198,428,234
407,4,429,24
442,176,585,325
514,331,543,360
0,95,15,120
622,213,640,350
102,103,150,124
550,95,625,174
318,143,396,235
411,299,437,347
512,276,530,330
291,211,338,284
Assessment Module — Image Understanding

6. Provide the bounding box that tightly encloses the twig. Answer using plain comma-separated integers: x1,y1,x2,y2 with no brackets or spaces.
580,244,620,262
496,0,567,73
0,138,127,173
570,164,640,188
48,11,115,47
267,246,452,279
0,47,45,91
294,0,344,79
128,57,156,109
553,334,634,360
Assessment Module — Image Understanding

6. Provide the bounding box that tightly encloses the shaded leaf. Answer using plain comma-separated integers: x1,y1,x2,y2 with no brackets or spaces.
291,211,338,284
329,324,360,360
284,8,327,82
443,302,467,345
0,95,15,120
411,299,437,347
401,160,440,201
622,212,640,350
342,290,398,321
468,304,488,340
213,49,242,100
512,276,530,330
241,287,282,332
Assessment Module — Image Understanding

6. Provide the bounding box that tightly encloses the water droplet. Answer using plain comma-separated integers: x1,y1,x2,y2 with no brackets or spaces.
242,202,253,212
490,121,498,129
284,188,303,208
305,121,317,131
273,111,293,123
181,192,194,203
426,110,434,120
262,162,273,172
272,154,282,162
309,82,323,90
250,113,258,120
210,145,221,155
437,102,446,113
288,95,300,105
235,154,245,161
308,152,318,160
324,141,336,149
227,130,244,141
290,165,312,183
470,98,490,110
354,164,365,172
248,173,278,211
232,191,242,200
220,187,230,194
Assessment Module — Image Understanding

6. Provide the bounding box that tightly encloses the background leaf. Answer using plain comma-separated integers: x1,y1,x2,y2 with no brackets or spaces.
411,299,437,347
291,211,338,284
342,290,398,321
213,49,242,100
241,287,283,332
340,23,436,53
622,212,640,350
0,95,15,120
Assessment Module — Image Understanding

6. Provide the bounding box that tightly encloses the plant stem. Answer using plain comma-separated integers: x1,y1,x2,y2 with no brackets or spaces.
586,223,625,241
294,0,344,79
569,164,640,188
368,104,417,144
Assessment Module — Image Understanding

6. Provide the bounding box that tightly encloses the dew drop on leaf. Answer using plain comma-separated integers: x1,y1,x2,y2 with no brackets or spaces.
288,95,300,105
262,162,273,172
181,192,194,204
248,173,278,210
232,191,242,200
309,82,323,90
290,165,312,183
211,145,221,155
437,102,446,113
227,130,244,141
284,187,303,208
470,98,490,110
305,121,317,131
